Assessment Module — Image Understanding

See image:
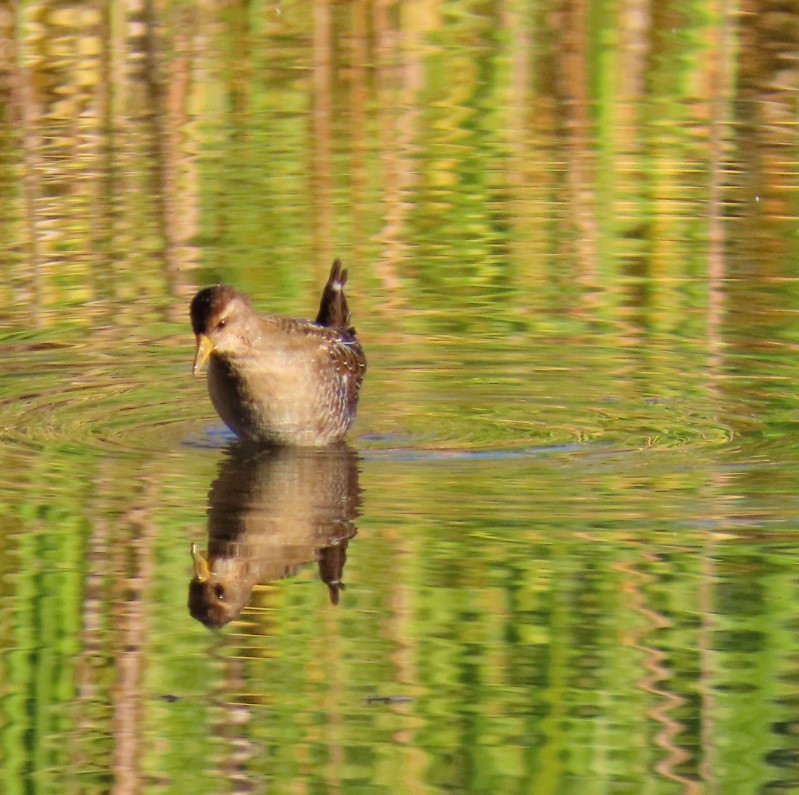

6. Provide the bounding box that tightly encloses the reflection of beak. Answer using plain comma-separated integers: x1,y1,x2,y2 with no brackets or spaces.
191,543,211,582
193,334,214,376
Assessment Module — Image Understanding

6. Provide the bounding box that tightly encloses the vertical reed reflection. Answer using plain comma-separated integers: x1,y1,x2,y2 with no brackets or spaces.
373,0,417,304
312,0,333,267
110,476,157,795
731,0,799,274
212,656,259,795
556,0,599,286
1,2,200,324
618,555,702,794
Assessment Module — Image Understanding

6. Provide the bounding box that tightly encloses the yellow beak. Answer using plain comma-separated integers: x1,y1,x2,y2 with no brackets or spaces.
191,543,211,583
193,334,214,376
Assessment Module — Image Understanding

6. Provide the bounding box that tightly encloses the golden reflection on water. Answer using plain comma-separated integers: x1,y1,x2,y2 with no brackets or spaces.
0,2,799,794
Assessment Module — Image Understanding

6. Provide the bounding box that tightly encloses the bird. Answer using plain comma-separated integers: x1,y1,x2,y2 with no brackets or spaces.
190,259,366,446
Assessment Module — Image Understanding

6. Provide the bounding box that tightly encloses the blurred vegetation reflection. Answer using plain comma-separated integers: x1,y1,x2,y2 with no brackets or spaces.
0,0,798,794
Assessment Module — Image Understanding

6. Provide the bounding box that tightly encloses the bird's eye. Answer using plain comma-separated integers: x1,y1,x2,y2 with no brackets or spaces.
213,584,226,602
216,318,227,330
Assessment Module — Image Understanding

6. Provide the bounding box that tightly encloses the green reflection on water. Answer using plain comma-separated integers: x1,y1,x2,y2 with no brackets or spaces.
1,0,799,793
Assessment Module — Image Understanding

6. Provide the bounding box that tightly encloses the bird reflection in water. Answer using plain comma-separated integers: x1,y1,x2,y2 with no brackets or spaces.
189,445,361,629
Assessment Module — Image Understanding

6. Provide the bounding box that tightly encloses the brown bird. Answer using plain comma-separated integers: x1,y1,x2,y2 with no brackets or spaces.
190,260,366,446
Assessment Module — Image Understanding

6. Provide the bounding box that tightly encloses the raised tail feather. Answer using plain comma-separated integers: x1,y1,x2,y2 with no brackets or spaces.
315,259,355,333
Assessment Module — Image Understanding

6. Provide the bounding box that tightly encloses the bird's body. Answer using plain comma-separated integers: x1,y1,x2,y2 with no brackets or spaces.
190,261,366,446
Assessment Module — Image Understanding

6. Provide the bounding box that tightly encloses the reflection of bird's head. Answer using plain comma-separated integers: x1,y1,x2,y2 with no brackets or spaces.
188,578,248,630
190,286,258,373
187,544,250,630
187,447,363,630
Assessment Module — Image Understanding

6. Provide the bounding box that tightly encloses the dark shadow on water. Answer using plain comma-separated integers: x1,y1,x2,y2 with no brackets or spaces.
184,426,593,460
359,442,594,462
188,443,362,630
182,426,239,450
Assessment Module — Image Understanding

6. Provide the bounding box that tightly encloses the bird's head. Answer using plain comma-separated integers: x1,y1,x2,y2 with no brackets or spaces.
189,285,255,374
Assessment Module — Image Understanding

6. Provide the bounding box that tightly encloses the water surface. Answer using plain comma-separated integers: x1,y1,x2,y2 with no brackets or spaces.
1,2,799,794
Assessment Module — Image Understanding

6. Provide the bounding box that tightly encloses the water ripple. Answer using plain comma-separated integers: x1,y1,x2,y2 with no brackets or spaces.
0,333,773,464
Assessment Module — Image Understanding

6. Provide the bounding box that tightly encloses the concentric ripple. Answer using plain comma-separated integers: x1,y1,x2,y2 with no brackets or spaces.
0,333,205,456
0,330,773,465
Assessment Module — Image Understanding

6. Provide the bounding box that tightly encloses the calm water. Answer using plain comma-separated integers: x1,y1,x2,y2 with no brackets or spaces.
2,1,799,793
